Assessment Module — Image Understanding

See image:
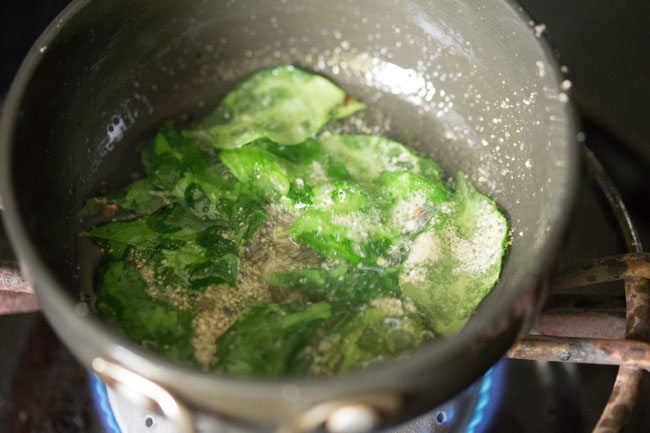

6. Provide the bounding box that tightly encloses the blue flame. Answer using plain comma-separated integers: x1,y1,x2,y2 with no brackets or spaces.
89,361,505,433
465,361,505,433
89,373,123,433
444,406,455,424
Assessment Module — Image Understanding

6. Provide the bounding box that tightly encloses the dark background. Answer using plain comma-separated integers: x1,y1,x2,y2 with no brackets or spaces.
1,1,649,432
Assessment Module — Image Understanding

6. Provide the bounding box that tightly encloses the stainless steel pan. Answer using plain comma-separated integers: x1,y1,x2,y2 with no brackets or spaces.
0,1,578,432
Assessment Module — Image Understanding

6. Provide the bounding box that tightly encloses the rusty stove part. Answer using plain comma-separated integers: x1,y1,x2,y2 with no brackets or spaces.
585,148,649,433
0,199,38,315
507,335,650,371
0,262,38,315
507,149,650,433
550,254,650,291
509,253,650,371
535,309,626,340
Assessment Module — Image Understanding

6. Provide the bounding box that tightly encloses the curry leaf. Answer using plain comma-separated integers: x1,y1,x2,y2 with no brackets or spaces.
184,66,364,149
150,245,240,289
171,167,267,232
319,135,442,184
142,124,214,190
215,302,333,376
79,178,170,219
298,302,428,374
375,171,450,237
284,182,394,264
398,173,508,335
268,265,400,302
86,206,203,251
94,260,196,364
220,145,291,199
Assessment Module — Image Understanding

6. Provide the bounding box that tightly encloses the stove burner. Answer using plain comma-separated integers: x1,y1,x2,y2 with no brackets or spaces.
90,375,121,433
3,121,648,433
90,363,504,433
466,365,502,433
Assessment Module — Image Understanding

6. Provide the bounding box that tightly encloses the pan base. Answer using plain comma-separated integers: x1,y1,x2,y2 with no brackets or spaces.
90,365,503,433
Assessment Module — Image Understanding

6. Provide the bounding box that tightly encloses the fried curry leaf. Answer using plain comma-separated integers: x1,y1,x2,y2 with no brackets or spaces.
375,171,450,237
94,260,195,364
81,124,214,219
143,124,214,190
184,65,365,149
332,98,366,120
220,145,291,200
262,138,324,165
215,299,426,376
215,302,333,376
171,168,267,233
268,266,400,302
139,245,240,290
298,301,428,375
319,135,442,184
86,206,204,253
79,178,170,219
87,205,244,289
399,173,509,335
284,181,394,264
262,138,352,185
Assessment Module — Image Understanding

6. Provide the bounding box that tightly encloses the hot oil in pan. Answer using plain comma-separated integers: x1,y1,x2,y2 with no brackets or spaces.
75,65,508,376
76,103,392,303
76,132,152,304
75,104,403,368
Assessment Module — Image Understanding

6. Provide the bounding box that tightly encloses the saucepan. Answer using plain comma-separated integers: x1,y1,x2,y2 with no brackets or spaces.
0,0,578,432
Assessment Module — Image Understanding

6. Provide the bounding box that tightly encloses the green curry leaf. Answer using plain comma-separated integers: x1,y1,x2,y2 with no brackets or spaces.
298,302,428,375
215,302,333,376
94,260,196,364
268,265,400,302
284,181,394,264
319,135,442,184
84,65,508,376
184,66,364,149
220,145,291,200
398,173,508,335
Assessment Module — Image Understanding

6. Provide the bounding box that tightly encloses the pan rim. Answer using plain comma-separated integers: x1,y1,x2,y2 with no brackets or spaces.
0,0,580,424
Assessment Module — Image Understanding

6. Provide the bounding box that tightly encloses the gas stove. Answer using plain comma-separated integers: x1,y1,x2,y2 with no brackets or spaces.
1,1,649,432
1,116,648,433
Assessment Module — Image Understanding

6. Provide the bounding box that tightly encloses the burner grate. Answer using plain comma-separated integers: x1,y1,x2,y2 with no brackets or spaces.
506,147,650,432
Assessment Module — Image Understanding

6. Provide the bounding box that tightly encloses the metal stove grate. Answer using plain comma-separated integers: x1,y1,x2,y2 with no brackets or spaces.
506,147,650,432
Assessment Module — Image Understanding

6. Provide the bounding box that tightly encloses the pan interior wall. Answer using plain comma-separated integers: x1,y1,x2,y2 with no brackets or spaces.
10,0,574,312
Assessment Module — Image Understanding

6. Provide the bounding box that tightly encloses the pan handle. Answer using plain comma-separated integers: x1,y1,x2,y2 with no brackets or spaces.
92,358,196,433
0,198,39,315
